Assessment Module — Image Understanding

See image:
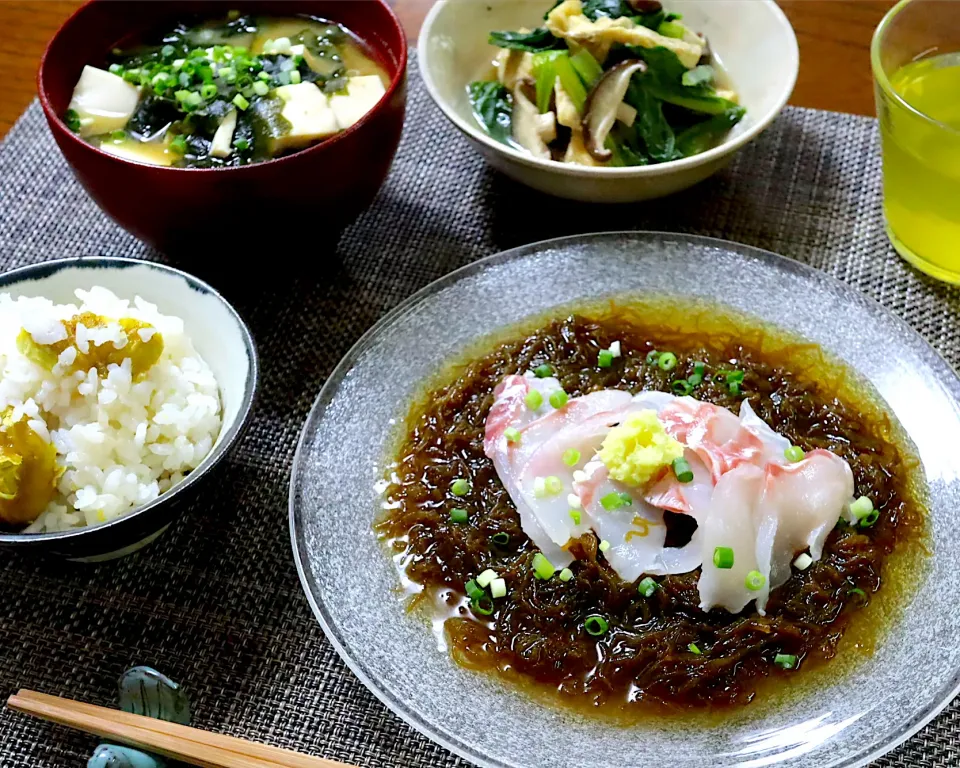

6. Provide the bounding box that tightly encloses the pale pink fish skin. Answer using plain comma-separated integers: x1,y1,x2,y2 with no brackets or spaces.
659,397,766,482
697,464,767,614
519,403,632,547
761,448,855,589
698,449,855,615
484,374,571,566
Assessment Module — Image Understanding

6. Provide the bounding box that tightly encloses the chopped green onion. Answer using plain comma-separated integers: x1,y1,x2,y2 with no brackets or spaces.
567,493,581,509
729,382,742,396
110,129,126,142
465,579,484,600
258,71,272,81
584,615,609,636
491,532,510,546
470,595,495,616
161,44,176,59
549,390,569,409
532,552,555,580
477,569,498,588
672,457,694,483
169,135,187,154
638,577,657,597
525,389,543,410
544,476,563,495
562,448,581,467
600,492,632,511
849,496,874,521
745,570,766,591
793,552,813,570
646,350,660,365
201,83,219,100
774,653,798,669
860,509,880,528
568,509,581,525
534,364,554,378
722,370,745,384
64,109,81,132
451,478,471,497
108,63,124,76
559,567,574,582
688,642,702,655
784,445,805,463
504,427,521,444
672,379,694,395
598,349,614,368
693,362,706,377
232,93,250,110
686,372,703,387
450,508,468,524
657,352,677,371
289,70,302,84
713,546,734,569
490,577,507,598
253,80,270,96
233,138,250,151
849,587,866,598
598,539,611,552
609,340,622,358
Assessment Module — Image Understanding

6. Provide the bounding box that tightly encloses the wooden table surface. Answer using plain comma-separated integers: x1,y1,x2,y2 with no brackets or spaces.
0,0,894,139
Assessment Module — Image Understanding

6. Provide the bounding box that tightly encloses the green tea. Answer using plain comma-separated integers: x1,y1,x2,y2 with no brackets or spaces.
879,52,960,282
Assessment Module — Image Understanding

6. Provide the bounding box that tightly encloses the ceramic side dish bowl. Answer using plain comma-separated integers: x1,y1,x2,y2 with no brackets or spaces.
38,0,407,254
291,232,960,768
0,257,258,561
419,0,799,202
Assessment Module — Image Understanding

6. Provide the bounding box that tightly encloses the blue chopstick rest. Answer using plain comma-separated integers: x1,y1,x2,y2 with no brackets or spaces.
87,744,165,768
118,666,191,724
85,666,190,768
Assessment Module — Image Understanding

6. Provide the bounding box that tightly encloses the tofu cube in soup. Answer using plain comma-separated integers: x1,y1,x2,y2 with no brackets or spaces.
329,76,387,130
274,83,340,152
68,65,140,137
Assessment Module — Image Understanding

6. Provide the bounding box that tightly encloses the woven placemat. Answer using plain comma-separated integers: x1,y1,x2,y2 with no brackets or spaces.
0,54,959,768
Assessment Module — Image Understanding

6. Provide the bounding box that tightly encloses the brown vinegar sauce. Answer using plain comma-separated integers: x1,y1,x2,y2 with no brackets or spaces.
376,298,929,723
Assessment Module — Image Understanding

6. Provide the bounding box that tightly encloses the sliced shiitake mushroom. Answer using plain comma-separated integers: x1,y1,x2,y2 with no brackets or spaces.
582,59,647,162
627,0,663,12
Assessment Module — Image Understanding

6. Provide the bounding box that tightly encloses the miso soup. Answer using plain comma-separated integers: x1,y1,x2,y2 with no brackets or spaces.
65,12,390,168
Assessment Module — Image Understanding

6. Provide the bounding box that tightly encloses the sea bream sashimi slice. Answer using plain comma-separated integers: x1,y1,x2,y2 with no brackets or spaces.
659,397,769,482
698,449,855,615
484,376,633,565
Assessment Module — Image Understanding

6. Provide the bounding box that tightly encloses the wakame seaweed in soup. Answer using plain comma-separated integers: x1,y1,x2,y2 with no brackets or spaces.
378,307,926,713
65,12,389,168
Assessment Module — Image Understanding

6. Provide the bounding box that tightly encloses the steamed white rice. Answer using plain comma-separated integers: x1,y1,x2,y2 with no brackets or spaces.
0,286,221,532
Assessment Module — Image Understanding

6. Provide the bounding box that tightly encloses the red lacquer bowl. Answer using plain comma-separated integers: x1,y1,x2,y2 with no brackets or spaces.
38,0,407,255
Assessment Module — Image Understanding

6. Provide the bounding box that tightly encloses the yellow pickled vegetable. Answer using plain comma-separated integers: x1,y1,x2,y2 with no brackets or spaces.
17,311,163,378
0,408,59,525
598,410,684,487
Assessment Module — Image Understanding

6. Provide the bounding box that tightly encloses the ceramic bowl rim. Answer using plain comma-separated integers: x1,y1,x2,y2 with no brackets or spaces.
289,231,960,768
36,0,409,174
417,0,799,179
0,256,259,545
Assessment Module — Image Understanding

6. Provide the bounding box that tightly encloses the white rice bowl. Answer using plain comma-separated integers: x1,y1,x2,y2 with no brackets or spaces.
0,286,222,533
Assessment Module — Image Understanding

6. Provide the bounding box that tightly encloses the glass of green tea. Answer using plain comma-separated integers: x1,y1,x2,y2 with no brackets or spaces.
873,0,960,283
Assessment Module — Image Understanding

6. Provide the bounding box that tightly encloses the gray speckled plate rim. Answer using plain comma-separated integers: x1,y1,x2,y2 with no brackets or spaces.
288,231,960,768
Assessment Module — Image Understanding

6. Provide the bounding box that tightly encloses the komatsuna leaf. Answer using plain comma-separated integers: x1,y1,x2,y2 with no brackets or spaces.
488,28,565,52
467,81,513,144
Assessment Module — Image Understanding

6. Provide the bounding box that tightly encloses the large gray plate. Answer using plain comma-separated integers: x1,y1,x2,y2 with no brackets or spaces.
290,233,960,768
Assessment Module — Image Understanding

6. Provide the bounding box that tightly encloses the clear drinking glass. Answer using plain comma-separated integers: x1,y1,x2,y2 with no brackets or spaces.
872,0,960,283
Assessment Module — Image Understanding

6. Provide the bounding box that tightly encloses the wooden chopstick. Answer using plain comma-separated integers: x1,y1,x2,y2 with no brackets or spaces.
8,690,357,768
